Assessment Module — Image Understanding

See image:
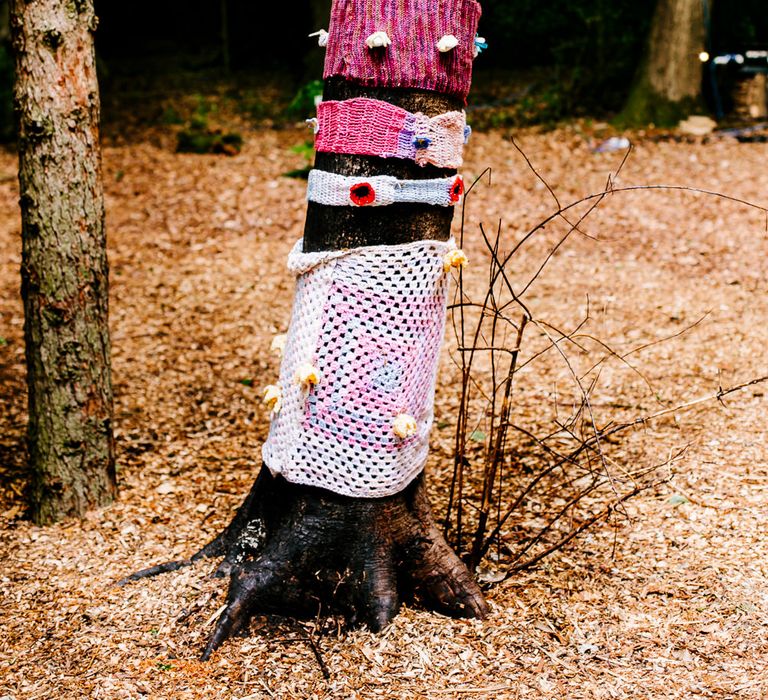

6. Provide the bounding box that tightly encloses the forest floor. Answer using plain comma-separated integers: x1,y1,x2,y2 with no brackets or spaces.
0,115,767,699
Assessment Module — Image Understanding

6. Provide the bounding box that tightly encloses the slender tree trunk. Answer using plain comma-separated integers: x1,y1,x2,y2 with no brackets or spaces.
620,0,706,125
10,0,115,524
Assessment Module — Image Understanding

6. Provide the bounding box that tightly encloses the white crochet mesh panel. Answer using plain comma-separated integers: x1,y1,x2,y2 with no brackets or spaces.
262,238,454,497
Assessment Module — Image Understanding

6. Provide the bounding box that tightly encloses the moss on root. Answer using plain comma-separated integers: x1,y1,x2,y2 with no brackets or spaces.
615,77,702,128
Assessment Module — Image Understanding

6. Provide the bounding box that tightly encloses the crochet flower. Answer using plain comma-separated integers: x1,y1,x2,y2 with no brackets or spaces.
443,248,468,272
262,384,282,415
270,333,287,357
437,34,459,53
365,31,391,49
473,35,488,57
449,175,464,203
295,362,321,389
413,136,432,150
349,182,376,206
392,413,418,439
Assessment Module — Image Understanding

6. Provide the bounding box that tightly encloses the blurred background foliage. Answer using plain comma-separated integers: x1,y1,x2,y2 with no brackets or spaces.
0,0,767,142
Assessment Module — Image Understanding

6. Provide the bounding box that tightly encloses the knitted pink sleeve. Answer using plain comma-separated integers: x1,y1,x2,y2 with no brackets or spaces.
323,0,482,103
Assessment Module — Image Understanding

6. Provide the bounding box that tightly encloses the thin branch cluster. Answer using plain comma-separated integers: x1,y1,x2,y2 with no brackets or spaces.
443,148,768,581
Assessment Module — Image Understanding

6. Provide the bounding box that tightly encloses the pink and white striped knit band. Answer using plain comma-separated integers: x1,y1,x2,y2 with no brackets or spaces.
307,170,464,207
313,98,469,169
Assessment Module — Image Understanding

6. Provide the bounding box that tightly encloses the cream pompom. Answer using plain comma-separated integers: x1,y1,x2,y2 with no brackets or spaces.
295,362,321,389
263,384,282,415
365,31,392,49
392,413,418,438
308,29,329,47
443,248,468,272
270,333,287,357
437,34,459,52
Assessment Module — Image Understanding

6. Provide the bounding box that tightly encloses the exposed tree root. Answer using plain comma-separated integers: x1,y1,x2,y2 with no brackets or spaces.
119,466,489,660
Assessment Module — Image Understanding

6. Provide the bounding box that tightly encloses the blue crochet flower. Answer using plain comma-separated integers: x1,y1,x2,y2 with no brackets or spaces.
474,35,488,55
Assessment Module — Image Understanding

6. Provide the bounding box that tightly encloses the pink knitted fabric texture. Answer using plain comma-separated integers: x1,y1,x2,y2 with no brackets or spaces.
316,98,408,160
315,98,467,168
323,0,482,102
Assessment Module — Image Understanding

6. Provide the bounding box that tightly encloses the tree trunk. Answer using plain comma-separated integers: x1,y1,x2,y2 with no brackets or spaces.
122,2,487,659
10,0,115,524
619,0,706,126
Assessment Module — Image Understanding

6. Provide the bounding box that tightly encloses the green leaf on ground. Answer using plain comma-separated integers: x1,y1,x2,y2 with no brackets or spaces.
667,494,689,506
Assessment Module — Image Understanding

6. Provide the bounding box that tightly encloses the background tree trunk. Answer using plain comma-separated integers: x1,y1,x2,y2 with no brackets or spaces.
10,0,115,524
619,0,706,126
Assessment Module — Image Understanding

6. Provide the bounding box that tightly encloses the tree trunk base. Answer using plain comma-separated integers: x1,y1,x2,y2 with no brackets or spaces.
119,466,489,659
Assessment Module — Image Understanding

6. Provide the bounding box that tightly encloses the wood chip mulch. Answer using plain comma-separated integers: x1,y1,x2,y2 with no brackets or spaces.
1,122,766,699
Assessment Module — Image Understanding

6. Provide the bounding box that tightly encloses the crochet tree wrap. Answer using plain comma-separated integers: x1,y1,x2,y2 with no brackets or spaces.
315,98,468,168
323,0,482,102
262,238,454,497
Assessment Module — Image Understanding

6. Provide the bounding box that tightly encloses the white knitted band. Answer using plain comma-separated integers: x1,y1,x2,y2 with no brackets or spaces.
307,169,465,207
262,237,458,498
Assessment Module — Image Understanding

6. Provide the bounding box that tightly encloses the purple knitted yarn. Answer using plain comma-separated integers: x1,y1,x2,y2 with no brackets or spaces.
323,0,482,103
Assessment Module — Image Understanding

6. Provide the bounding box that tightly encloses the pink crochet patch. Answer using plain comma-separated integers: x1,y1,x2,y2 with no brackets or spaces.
323,0,482,103
304,280,445,452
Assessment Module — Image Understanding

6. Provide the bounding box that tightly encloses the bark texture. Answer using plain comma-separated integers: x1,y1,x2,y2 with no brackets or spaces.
10,0,115,524
620,0,706,125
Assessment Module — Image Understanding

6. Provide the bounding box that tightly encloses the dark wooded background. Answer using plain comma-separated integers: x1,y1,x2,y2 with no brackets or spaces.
1,0,768,141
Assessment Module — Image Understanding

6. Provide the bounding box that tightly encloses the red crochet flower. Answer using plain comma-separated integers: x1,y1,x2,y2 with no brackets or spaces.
349,182,376,206
449,176,464,203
